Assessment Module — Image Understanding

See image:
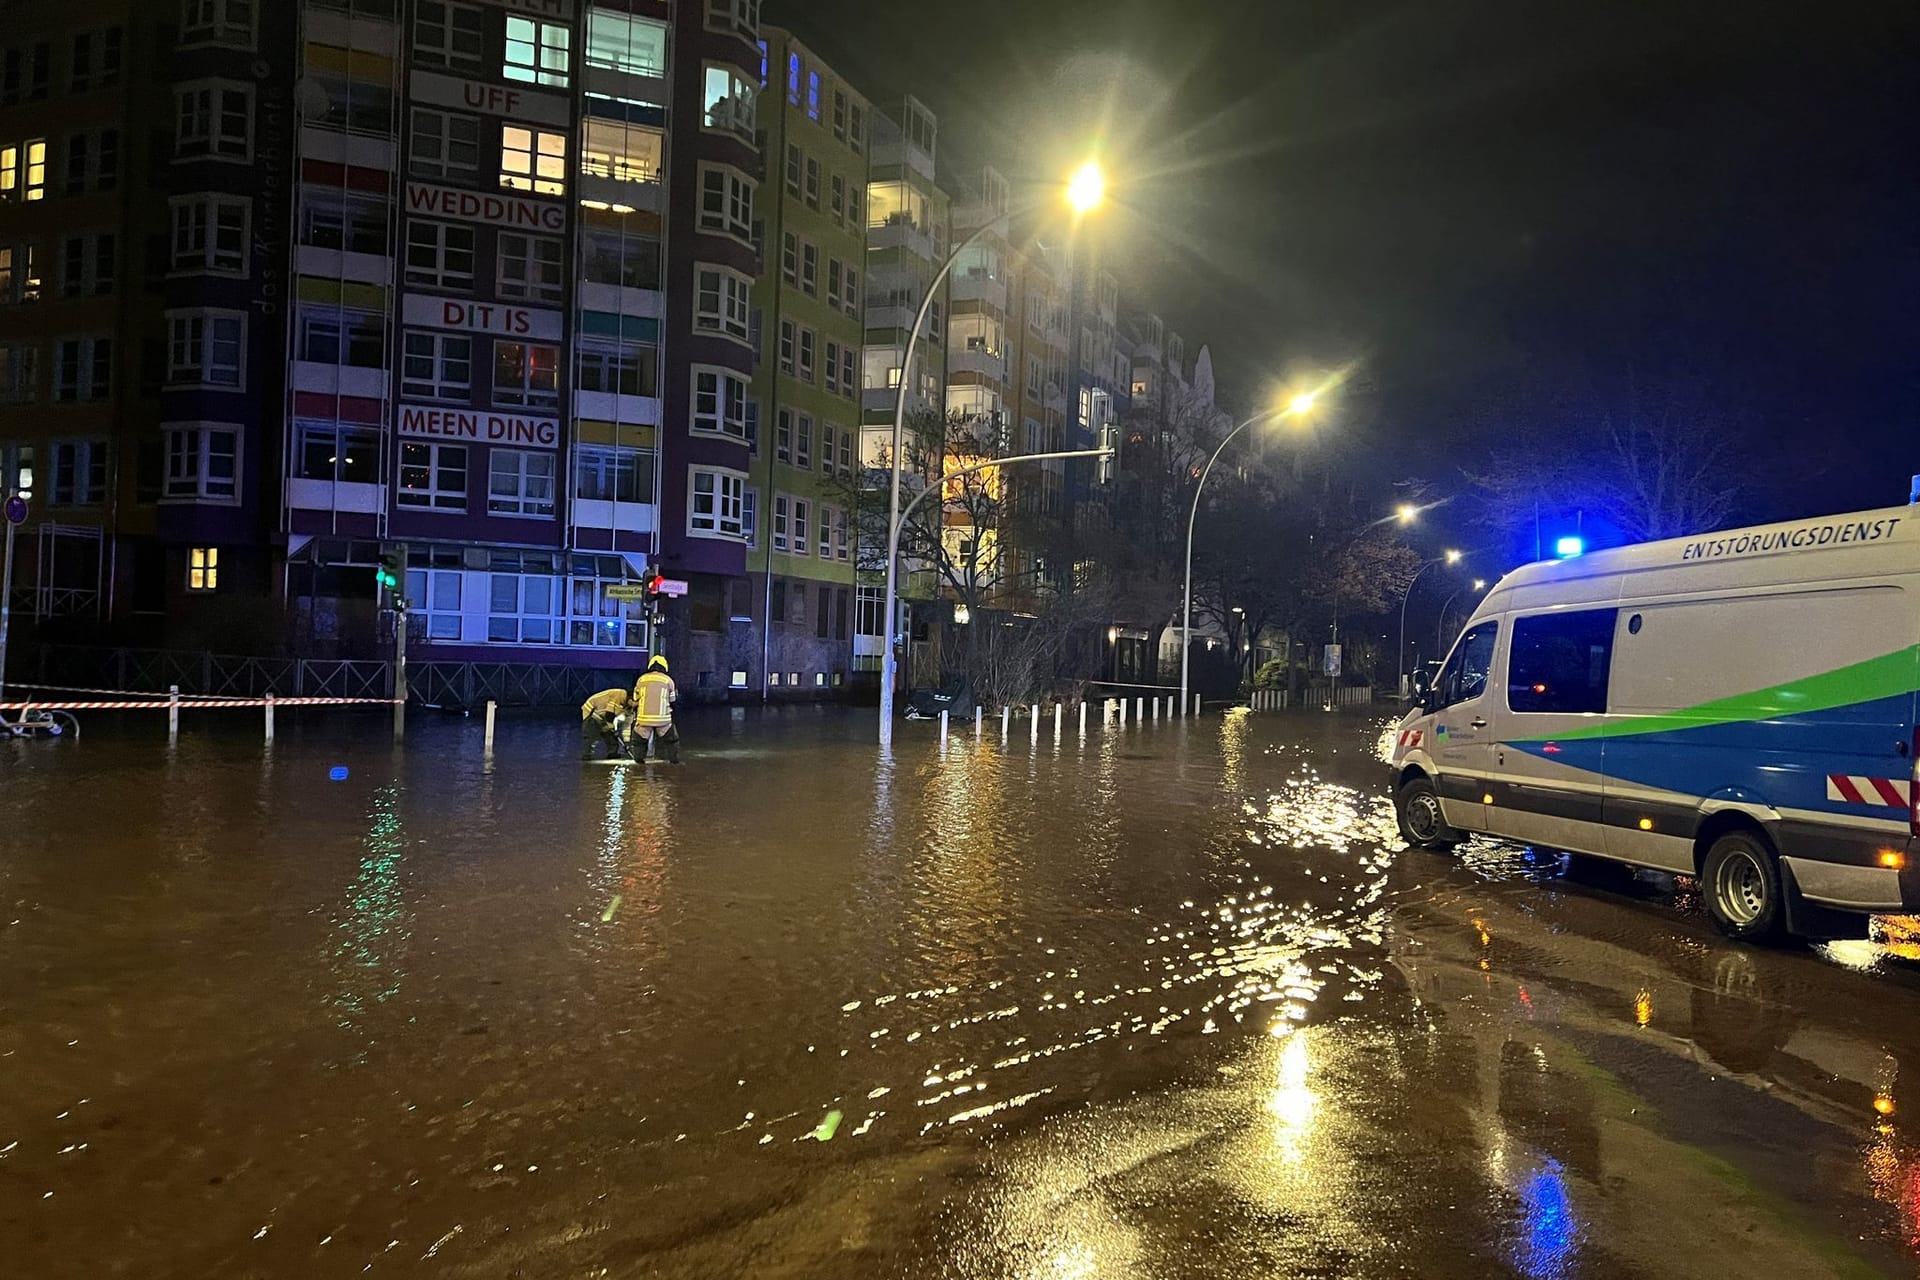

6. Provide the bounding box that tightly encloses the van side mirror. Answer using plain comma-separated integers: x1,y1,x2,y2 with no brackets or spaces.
1410,667,1432,702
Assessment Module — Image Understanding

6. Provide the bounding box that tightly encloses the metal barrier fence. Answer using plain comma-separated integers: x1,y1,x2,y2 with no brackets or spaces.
1248,685,1379,711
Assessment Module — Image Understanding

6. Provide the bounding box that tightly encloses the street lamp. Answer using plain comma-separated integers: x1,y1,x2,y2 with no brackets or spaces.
1177,388,1321,715
877,161,1107,746
1396,503,1418,524
1396,550,1463,701
1436,578,1489,653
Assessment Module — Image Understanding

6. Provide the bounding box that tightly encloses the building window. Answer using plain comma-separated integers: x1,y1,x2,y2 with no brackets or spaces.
175,81,251,160
840,346,856,398
777,320,794,377
162,425,238,501
829,173,845,222
797,328,815,383
795,414,812,468
59,234,114,298
0,342,35,402
0,244,39,304
800,242,818,296
500,126,567,196
580,119,661,185
410,108,480,180
65,130,119,195
54,337,112,402
171,195,247,274
403,219,475,291
704,0,760,41
479,233,558,303
0,140,47,203
297,307,383,368
187,547,219,592
817,505,833,560
780,231,798,286
786,51,801,106
774,407,792,462
574,444,654,503
492,342,560,409
413,1,484,70
697,165,753,242
487,448,557,518
397,441,467,510
576,340,656,396
741,487,757,544
301,191,386,255
294,421,379,483
503,16,571,88
691,366,748,439
400,331,472,400
693,266,751,342
487,567,563,644
803,157,820,209
791,498,810,555
827,259,842,310
771,493,788,550
181,0,255,46
849,102,865,151
306,73,394,138
585,10,668,77
702,65,756,137
784,143,801,196
823,342,840,395
49,439,106,506
0,442,33,499
835,508,851,561
806,70,821,120
832,90,848,140
581,228,660,289
688,466,745,537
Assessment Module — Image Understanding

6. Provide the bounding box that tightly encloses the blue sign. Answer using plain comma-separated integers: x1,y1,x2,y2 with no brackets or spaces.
3,494,24,526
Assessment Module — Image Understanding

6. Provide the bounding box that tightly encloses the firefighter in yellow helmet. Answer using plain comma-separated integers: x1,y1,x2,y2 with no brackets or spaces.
579,687,631,760
630,654,680,763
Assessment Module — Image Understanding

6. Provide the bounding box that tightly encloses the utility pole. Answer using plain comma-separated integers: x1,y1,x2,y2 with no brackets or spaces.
379,545,408,739
0,491,23,705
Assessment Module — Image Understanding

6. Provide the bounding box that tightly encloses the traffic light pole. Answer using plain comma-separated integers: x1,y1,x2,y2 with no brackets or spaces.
389,542,408,739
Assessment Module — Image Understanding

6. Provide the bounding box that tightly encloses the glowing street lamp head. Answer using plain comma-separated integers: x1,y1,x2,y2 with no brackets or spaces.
1472,578,1487,591
1066,161,1105,214
1444,549,1463,564
1287,391,1319,416
1396,503,1418,524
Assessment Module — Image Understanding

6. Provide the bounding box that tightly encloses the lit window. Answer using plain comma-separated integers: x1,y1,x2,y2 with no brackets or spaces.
580,119,661,185
188,546,219,591
0,442,35,498
807,70,820,120
786,52,800,106
585,11,668,77
697,165,754,241
504,17,570,88
693,266,750,342
492,341,560,408
691,366,748,439
702,65,756,137
500,126,567,196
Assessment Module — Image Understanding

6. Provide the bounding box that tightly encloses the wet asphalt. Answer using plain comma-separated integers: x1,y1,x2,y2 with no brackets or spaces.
4,704,1920,1278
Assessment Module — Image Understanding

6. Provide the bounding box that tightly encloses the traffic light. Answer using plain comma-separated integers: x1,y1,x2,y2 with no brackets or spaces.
645,568,665,601
376,549,407,610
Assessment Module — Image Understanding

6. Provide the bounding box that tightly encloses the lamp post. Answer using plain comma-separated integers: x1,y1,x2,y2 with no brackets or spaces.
878,447,1112,746
878,162,1104,746
1396,549,1461,699
1435,577,1487,655
1177,391,1318,715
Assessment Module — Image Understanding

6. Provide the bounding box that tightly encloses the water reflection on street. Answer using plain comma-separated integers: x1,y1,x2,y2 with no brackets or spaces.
3,707,1920,1276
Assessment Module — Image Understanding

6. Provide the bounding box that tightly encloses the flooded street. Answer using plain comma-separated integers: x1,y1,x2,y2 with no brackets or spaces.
6,706,1920,1277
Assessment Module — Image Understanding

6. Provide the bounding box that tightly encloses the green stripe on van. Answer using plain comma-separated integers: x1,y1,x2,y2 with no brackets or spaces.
1513,644,1920,742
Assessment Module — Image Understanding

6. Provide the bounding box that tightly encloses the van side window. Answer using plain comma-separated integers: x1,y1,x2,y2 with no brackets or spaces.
1437,622,1498,707
1508,608,1618,714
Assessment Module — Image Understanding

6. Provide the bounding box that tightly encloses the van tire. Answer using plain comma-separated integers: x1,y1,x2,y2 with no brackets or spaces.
1701,831,1787,943
1396,775,1462,850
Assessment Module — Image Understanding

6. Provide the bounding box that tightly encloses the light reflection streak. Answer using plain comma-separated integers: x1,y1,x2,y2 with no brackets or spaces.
1266,1032,1316,1164
1512,1157,1581,1279
331,786,408,1027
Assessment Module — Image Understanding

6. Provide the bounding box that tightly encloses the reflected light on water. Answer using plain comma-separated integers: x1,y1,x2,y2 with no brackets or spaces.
1633,988,1653,1027
1266,1032,1317,1164
1513,1157,1581,1279
331,787,407,1025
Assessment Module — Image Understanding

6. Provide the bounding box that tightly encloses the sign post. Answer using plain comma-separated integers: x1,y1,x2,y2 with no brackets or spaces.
0,492,26,706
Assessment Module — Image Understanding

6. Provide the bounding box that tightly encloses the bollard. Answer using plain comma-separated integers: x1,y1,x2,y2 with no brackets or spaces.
484,699,497,754
1079,700,1087,736
1030,702,1040,742
263,692,275,743
1135,696,1143,721
974,704,983,738
168,684,180,744
1001,704,1011,739
1151,696,1159,722
1118,698,1126,724
1193,693,1202,716
1054,702,1062,738
939,708,949,743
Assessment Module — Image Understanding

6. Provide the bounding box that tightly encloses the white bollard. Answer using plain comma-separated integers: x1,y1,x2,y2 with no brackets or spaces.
263,692,275,743
1151,696,1159,722
484,699,497,753
1054,703,1062,738
939,708,949,743
168,685,180,744
974,705,983,738
1194,693,1201,716
1135,696,1143,721
1030,703,1040,742
1079,700,1088,736
1118,698,1127,724
1001,704,1011,739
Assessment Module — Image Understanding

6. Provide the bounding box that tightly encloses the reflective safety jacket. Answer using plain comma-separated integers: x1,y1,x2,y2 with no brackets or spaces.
581,688,630,720
632,671,677,727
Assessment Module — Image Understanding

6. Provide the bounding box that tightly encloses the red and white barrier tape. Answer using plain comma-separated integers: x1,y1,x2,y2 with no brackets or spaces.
7,682,234,700
0,696,400,711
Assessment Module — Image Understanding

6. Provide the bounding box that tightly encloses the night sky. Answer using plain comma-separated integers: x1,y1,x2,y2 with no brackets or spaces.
773,0,1917,522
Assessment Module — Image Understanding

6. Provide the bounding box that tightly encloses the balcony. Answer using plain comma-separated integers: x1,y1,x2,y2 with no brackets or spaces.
866,217,933,261
573,499,656,535
579,171,661,216
577,283,663,320
303,5,397,54
574,391,660,425
584,63,667,112
295,244,391,286
300,126,395,173
288,479,383,514
948,344,1007,382
293,362,388,399
949,270,1007,313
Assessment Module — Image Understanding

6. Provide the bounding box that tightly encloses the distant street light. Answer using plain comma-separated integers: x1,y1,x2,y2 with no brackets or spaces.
878,160,1107,747
1397,551,1464,700
1436,577,1492,657
1178,387,1323,714
1396,503,1418,524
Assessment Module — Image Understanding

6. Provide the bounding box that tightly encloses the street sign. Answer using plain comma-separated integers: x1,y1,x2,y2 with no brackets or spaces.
3,494,25,526
605,583,647,602
655,577,688,597
1323,644,1342,677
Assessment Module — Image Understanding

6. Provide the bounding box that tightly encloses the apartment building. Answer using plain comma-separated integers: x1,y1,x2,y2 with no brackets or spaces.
737,28,865,698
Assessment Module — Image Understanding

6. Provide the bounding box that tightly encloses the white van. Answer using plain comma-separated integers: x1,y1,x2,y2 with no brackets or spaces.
1390,504,1919,942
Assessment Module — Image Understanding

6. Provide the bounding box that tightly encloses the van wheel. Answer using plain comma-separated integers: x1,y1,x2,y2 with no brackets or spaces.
1701,831,1786,943
1396,775,1462,850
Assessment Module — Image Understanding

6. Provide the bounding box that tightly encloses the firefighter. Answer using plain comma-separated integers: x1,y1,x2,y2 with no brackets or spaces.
580,687,631,760
630,654,680,763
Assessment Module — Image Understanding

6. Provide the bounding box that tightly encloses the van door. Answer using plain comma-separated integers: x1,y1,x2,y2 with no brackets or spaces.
1430,618,1502,832
1493,608,1619,855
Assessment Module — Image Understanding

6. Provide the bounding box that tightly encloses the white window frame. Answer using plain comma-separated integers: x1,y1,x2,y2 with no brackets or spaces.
404,218,476,291
492,341,561,409
503,16,571,89
400,330,472,401
59,232,114,298
410,107,480,181
688,465,746,539
166,310,244,388
693,265,751,344
397,441,468,511
690,364,748,440
48,437,107,506
170,194,248,274
174,79,252,162
500,125,567,196
297,305,383,369
293,420,380,483
703,0,760,42
187,546,220,592
791,497,810,557
817,501,834,559
771,492,788,551
487,447,558,519
413,1,485,71
496,231,563,302
180,0,255,49
696,163,754,244
161,423,240,504
701,63,757,138
795,412,812,469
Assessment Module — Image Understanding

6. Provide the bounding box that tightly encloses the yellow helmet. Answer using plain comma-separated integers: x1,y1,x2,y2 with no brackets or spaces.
648,654,669,673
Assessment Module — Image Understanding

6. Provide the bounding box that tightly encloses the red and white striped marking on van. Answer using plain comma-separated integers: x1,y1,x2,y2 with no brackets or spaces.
1826,774,1912,808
